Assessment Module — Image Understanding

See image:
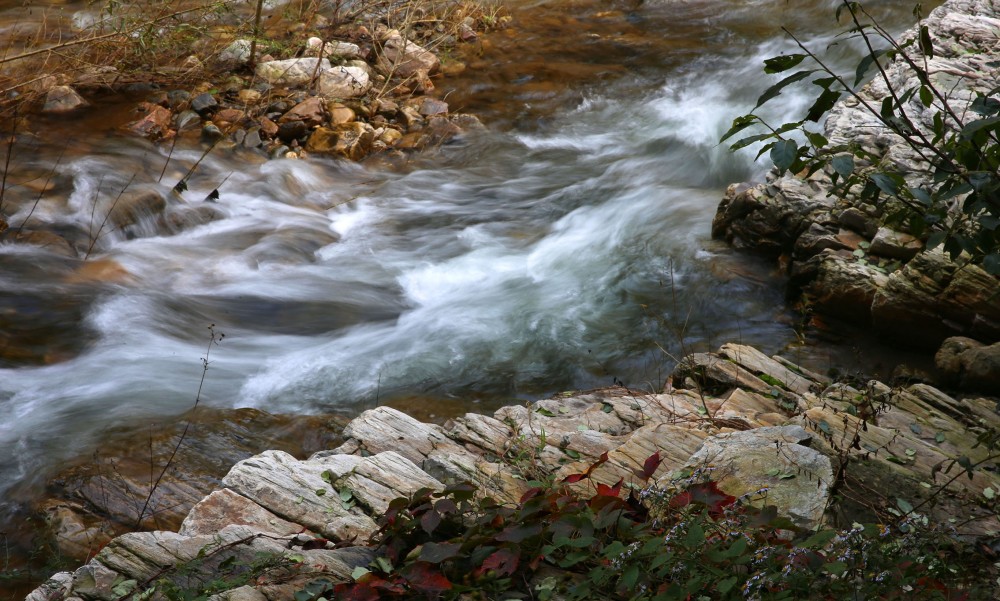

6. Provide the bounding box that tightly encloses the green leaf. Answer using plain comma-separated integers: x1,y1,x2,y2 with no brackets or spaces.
419,542,462,563
935,431,946,443
919,85,933,107
536,407,555,417
831,154,854,179
601,402,614,413
919,25,934,58
730,133,775,151
621,564,640,590
909,423,923,435
351,566,371,580
770,138,798,174
818,420,832,435
983,253,1000,275
985,487,996,500
805,89,841,122
960,115,1000,140
720,114,758,143
764,54,806,73
870,173,900,197
339,488,353,502
855,48,891,86
755,70,816,109
897,497,914,514
564,448,581,459
717,576,738,594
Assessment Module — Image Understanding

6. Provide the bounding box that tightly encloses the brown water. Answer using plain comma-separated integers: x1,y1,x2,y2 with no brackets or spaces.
0,0,940,596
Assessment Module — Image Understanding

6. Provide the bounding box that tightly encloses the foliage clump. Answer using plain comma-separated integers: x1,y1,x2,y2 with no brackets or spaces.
296,452,992,601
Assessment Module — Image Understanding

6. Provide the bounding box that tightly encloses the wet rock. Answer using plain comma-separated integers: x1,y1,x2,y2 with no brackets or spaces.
935,336,1000,393
326,102,356,124
871,250,1000,347
259,116,279,137
201,123,224,142
213,108,246,127
317,65,371,99
378,127,402,146
796,250,888,321
305,122,375,160
869,227,922,260
417,97,449,117
42,85,87,113
39,501,113,562
838,207,878,238
108,189,166,228
174,109,200,132
256,58,330,87
279,96,326,127
14,231,76,257
125,102,173,140
165,89,191,110
190,92,218,115
243,127,263,148
277,120,309,143
682,425,832,529
377,30,440,78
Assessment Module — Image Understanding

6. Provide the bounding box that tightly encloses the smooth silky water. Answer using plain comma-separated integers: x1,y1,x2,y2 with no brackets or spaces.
0,0,937,533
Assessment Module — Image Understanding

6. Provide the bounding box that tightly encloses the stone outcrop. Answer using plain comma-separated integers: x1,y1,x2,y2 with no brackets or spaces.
714,0,1000,355
29,343,1000,600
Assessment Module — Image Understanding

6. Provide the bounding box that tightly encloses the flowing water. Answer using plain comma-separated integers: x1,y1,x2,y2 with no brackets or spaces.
0,0,936,552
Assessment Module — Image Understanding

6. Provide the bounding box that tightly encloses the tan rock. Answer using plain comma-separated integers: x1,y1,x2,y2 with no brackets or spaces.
305,122,375,160
279,96,326,127
377,31,440,78
326,102,356,124
42,85,87,113
125,102,173,140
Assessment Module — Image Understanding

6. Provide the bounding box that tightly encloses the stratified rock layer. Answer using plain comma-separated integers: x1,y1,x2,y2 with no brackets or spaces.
713,0,1000,354
28,343,1000,600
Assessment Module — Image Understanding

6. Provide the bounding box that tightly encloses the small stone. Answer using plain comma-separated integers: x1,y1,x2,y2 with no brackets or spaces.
305,37,362,60
243,127,263,148
174,110,200,131
279,97,326,127
259,116,279,137
190,93,218,115
217,39,253,66
125,102,173,140
165,89,191,110
213,108,246,127
201,123,224,142
42,86,87,113
237,89,262,105
377,31,440,77
305,122,375,160
418,97,448,117
181,55,204,71
269,144,291,159
317,66,372,99
378,128,402,146
277,120,309,143
326,102,356,124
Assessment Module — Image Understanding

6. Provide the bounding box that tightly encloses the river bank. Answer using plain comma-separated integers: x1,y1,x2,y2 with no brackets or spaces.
3,1,996,596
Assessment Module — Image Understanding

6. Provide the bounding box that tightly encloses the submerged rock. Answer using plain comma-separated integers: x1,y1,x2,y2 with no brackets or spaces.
41,85,87,113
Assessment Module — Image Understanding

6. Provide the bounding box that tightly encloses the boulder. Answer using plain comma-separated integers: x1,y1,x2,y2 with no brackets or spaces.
108,189,167,228
305,122,375,160
317,65,371,99
256,58,330,87
681,425,833,529
935,336,1000,393
42,85,87,113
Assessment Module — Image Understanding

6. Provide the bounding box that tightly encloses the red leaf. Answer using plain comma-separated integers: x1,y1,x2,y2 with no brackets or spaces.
671,481,736,517
358,574,406,594
480,548,520,577
584,451,610,476
595,479,623,497
519,487,544,503
640,452,662,481
420,510,442,535
496,522,543,543
562,473,589,484
401,561,453,594
334,582,381,601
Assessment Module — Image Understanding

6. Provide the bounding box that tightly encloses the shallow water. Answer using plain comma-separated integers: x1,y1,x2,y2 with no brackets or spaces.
0,0,938,537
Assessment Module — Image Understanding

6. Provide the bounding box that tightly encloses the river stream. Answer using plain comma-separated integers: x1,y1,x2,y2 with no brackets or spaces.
0,0,936,557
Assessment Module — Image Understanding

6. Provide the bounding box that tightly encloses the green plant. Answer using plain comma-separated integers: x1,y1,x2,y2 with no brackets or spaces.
722,1,1000,274
298,452,991,600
